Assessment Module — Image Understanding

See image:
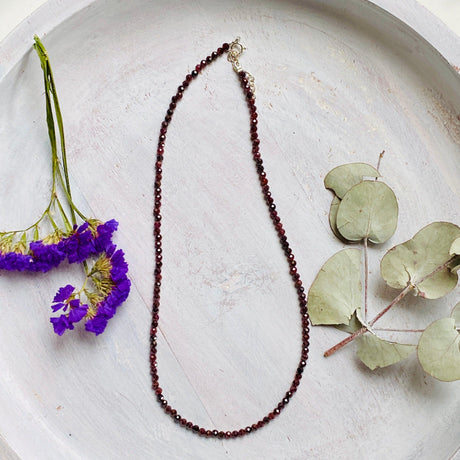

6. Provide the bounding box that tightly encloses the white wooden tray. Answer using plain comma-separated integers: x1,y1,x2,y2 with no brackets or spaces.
0,1,459,459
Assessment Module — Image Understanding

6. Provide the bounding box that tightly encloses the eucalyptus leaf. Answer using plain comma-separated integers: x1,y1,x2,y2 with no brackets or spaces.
308,248,362,325
450,238,460,255
336,310,364,333
336,181,398,244
356,333,416,370
417,317,460,382
324,163,380,199
329,196,350,242
380,222,460,299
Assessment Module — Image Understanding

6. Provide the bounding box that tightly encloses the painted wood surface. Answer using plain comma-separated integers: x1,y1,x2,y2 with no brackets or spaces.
0,1,459,459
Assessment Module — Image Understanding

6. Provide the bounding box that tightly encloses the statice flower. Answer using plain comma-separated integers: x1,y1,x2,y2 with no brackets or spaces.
63,222,95,264
49,284,89,336
47,221,130,336
0,236,33,271
0,251,33,271
2,37,131,338
30,236,67,272
84,245,131,335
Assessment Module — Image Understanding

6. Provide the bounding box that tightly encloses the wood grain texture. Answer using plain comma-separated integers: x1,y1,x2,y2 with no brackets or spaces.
0,0,459,459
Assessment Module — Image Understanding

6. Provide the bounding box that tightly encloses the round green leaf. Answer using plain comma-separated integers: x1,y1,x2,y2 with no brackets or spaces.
450,237,460,255
336,181,398,244
328,196,351,242
380,222,460,299
418,317,460,382
356,333,416,370
336,309,364,334
308,248,362,325
324,163,380,199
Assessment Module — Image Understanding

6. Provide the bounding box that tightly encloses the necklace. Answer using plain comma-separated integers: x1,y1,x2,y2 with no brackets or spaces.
150,39,310,439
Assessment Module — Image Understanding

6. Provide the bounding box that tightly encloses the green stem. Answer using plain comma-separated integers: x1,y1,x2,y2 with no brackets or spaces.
33,35,78,226
55,196,72,233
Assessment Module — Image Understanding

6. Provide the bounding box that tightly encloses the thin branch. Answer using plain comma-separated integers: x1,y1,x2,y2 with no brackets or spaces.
323,255,456,357
376,150,385,175
363,237,369,320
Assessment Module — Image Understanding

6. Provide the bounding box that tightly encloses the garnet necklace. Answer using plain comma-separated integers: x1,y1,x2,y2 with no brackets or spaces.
150,39,310,439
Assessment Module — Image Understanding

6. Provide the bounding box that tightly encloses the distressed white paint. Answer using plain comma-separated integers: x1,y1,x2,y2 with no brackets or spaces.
0,1,459,459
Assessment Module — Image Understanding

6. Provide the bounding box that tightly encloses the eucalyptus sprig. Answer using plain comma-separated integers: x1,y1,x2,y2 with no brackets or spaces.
308,158,460,381
0,36,131,335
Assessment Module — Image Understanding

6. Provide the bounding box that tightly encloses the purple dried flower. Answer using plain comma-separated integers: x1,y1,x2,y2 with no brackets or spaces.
29,240,66,272
84,315,109,335
49,287,88,335
0,252,33,271
63,222,95,264
50,315,74,336
94,219,119,252
84,246,131,336
53,284,75,302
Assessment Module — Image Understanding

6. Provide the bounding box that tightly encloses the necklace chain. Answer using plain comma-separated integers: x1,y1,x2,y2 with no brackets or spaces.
150,40,310,439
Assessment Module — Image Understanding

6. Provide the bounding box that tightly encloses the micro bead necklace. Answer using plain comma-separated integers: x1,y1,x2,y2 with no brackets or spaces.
150,39,310,439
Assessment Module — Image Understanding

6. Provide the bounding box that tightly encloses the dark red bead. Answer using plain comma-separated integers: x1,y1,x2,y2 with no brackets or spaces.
150,43,309,440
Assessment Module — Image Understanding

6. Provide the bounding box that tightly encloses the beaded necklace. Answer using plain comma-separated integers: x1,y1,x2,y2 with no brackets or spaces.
150,39,310,439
